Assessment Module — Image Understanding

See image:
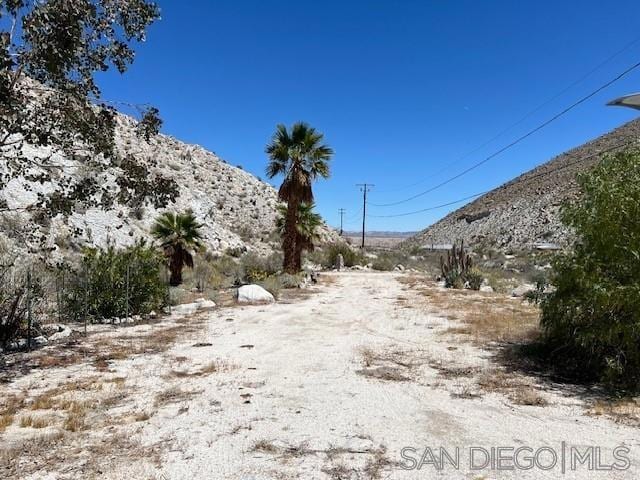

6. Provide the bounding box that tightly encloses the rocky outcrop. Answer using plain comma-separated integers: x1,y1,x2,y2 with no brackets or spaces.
1,113,339,259
405,119,640,251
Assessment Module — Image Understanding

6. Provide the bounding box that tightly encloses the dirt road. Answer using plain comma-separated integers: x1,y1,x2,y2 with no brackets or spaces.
2,272,639,479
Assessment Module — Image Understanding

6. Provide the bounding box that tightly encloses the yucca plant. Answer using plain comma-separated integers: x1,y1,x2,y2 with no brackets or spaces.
151,211,204,286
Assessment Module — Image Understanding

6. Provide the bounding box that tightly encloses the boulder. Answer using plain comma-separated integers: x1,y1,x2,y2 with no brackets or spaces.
31,336,48,347
480,285,494,293
236,284,275,304
195,298,217,309
511,283,536,297
48,326,72,342
171,303,200,316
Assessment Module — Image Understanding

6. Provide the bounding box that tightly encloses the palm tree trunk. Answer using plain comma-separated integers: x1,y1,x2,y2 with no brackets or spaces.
169,256,183,286
282,202,299,274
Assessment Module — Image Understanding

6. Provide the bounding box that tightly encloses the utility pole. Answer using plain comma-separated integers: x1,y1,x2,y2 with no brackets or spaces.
356,184,374,249
338,208,346,236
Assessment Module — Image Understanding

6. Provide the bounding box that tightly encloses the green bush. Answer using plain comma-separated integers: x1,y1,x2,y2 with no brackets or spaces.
64,241,167,321
258,275,282,299
466,268,483,291
323,243,364,268
278,273,303,288
240,252,282,283
540,150,640,387
371,255,396,271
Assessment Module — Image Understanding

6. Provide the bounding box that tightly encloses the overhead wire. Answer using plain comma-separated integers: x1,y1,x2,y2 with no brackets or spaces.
367,139,635,218
368,58,640,207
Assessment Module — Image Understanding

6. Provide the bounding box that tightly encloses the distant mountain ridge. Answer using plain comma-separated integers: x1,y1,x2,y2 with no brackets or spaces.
404,119,640,251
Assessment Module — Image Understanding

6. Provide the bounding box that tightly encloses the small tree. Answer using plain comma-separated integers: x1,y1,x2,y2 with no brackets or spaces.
540,150,640,386
151,211,204,286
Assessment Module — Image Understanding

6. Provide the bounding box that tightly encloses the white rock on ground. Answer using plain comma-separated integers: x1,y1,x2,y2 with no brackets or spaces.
511,283,536,297
236,284,275,304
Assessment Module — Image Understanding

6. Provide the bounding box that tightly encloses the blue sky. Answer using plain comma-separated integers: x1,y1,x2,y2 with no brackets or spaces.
98,0,640,232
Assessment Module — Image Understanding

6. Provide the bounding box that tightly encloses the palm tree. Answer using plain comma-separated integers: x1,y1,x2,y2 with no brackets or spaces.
151,211,204,286
276,202,323,270
266,122,333,273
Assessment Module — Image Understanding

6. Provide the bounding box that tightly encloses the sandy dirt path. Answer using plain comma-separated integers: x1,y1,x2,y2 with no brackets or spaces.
3,272,639,479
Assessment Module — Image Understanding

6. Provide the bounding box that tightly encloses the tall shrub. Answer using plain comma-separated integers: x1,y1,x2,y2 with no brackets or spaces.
64,241,167,321
540,150,640,386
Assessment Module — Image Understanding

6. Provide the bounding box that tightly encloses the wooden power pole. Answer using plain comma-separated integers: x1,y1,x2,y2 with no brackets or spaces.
356,184,373,248
338,208,346,236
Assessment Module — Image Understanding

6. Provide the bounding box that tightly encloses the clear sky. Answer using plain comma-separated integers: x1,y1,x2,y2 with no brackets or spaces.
98,0,640,232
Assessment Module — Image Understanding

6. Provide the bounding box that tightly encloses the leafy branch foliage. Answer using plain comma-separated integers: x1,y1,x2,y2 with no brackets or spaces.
63,240,167,321
0,0,177,235
540,150,640,387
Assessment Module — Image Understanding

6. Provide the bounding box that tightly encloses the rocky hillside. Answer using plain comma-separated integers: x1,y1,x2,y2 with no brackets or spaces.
405,119,640,251
0,113,339,259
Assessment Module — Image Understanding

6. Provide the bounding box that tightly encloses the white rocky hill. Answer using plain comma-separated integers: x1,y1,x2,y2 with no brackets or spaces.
0,114,339,259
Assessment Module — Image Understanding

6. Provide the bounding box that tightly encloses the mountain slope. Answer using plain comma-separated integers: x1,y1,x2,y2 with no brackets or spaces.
404,119,640,251
1,113,338,258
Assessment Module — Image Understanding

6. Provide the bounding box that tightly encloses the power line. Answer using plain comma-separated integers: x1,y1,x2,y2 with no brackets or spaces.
374,34,640,195
367,139,635,218
369,58,640,208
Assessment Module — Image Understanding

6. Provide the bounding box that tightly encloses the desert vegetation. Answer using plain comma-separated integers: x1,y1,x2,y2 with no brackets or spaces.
151,211,204,286
537,150,640,388
266,122,333,273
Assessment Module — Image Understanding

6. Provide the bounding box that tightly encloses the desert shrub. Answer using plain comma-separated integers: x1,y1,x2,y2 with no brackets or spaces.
169,287,188,306
0,267,45,347
258,276,281,299
211,255,243,287
440,242,475,289
63,241,167,321
323,243,364,268
371,255,396,271
240,252,282,283
225,246,246,258
193,254,215,292
443,268,463,289
278,273,303,288
540,151,640,387
466,268,483,291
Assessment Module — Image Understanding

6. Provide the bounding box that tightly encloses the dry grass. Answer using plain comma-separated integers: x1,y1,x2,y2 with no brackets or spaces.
62,412,87,432
355,346,429,382
19,414,55,429
251,439,279,454
0,413,14,431
477,368,548,406
134,411,153,422
588,398,640,426
0,431,66,472
154,387,203,407
0,393,26,432
356,366,410,382
168,359,236,379
510,387,548,406
409,282,540,345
